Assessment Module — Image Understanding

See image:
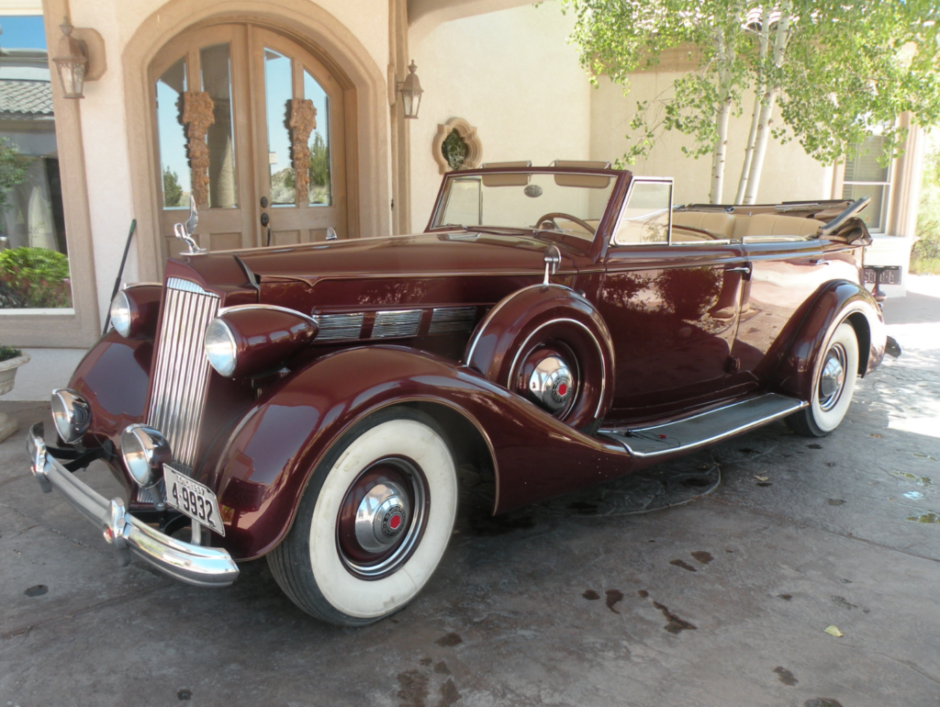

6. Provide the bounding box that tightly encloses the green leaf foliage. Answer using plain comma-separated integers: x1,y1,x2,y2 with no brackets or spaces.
562,0,940,190
0,345,23,363
0,247,72,308
0,138,31,214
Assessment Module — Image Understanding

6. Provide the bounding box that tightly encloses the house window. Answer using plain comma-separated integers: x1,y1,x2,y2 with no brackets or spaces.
0,13,72,309
842,135,892,234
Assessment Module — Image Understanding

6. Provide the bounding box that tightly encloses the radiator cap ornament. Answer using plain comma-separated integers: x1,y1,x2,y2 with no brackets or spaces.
173,196,207,254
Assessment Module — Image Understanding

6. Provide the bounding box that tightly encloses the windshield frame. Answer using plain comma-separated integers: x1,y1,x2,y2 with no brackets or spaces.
425,167,631,251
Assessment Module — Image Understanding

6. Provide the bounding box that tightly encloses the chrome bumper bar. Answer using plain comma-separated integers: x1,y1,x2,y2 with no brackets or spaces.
26,422,239,588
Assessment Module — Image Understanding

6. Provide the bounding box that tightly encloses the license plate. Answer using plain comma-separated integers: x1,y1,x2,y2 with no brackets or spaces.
164,465,225,536
863,266,901,285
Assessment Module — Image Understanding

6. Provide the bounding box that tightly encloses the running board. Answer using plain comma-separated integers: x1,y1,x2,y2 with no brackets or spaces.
599,393,807,458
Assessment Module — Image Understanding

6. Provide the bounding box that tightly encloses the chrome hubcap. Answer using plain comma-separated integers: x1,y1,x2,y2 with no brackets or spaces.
819,344,847,411
527,355,575,413
354,481,411,553
337,458,428,579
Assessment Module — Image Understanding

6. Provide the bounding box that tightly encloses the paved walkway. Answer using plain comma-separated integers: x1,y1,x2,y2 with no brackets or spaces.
1,280,938,707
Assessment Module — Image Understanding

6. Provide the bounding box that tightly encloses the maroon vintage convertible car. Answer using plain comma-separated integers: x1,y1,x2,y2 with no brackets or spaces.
27,162,888,625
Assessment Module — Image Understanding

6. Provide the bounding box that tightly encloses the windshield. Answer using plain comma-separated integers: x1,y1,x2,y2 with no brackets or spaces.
432,171,616,238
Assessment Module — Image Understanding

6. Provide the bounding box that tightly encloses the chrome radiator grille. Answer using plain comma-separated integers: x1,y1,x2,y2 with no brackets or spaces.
146,277,220,472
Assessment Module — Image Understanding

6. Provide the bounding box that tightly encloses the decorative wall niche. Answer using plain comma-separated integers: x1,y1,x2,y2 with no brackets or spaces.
432,118,482,174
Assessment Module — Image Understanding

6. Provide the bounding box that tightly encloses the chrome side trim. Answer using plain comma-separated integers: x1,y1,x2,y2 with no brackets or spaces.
507,317,607,420
218,303,318,326
313,312,365,341
122,282,163,290
429,307,477,335
373,310,423,338
26,423,238,587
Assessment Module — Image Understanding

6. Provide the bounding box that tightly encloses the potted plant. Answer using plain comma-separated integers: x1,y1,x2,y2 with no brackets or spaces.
0,346,30,443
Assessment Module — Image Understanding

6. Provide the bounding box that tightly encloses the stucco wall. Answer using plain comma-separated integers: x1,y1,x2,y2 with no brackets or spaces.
65,0,390,322
589,75,836,206
408,3,592,231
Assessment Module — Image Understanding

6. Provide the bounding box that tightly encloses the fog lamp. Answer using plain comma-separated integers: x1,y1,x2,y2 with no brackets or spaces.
121,424,171,487
51,388,91,444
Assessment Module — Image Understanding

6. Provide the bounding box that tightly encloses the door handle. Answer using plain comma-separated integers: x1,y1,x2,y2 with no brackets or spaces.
725,264,752,280
260,196,269,208
260,212,269,227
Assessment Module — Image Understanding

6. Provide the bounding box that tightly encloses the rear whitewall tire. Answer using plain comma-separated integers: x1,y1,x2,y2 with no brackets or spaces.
268,408,458,626
786,322,859,437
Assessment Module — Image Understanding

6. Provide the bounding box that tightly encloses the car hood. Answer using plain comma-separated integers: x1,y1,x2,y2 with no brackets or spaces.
223,231,579,286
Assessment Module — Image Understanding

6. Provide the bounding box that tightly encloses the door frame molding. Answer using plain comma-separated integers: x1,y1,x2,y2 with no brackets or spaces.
123,0,389,281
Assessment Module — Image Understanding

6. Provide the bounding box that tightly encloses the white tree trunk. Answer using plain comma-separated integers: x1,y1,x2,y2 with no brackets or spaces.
743,5,792,205
710,97,731,204
735,92,764,204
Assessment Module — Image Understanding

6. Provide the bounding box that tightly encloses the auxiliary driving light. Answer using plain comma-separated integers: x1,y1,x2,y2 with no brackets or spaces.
50,388,91,444
121,424,171,487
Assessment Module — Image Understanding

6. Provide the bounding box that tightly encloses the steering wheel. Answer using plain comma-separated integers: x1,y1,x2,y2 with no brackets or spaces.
535,212,596,235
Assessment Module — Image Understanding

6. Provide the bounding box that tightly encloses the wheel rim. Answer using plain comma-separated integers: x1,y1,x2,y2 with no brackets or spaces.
818,343,847,412
336,457,429,579
516,343,579,419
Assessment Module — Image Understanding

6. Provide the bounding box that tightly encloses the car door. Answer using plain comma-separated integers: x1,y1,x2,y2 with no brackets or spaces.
596,178,751,419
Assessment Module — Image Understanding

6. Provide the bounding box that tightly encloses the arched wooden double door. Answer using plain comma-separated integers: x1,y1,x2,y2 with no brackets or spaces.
151,24,352,256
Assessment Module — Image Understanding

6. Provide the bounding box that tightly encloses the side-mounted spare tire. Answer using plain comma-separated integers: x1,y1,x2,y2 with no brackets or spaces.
465,284,615,431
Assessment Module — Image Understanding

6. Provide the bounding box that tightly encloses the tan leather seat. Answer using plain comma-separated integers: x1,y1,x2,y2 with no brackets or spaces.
671,212,735,241
744,214,824,239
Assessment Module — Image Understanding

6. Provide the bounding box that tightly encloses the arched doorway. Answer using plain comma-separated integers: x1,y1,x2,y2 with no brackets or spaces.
149,23,354,256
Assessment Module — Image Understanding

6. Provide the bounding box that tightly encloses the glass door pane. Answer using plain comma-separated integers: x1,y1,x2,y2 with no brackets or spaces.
156,57,190,208
201,43,237,209
263,48,294,205
303,70,331,206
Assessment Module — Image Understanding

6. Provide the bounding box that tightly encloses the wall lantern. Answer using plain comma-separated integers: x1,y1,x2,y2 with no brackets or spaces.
397,61,423,120
53,18,88,99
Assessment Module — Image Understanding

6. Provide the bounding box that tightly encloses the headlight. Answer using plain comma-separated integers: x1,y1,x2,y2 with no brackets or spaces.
110,291,132,337
204,306,317,378
121,424,171,487
51,388,91,444
109,285,162,339
205,318,238,377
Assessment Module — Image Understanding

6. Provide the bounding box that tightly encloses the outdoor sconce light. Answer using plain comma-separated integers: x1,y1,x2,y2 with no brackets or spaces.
397,61,423,120
53,18,88,99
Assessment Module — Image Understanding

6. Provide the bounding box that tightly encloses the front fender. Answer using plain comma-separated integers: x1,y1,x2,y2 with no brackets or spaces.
773,280,885,401
211,346,633,560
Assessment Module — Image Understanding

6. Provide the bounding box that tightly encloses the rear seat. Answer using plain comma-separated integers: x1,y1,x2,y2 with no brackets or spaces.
671,212,736,241
672,211,824,242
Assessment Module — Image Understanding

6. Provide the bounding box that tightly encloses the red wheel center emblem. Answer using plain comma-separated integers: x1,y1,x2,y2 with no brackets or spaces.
389,513,402,530
557,383,568,397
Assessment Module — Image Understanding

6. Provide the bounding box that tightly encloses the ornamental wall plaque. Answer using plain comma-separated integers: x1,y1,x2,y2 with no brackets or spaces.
289,98,318,201
432,118,482,175
182,91,215,206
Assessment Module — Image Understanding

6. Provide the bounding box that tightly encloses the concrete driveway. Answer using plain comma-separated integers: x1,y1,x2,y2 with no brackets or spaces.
1,278,938,707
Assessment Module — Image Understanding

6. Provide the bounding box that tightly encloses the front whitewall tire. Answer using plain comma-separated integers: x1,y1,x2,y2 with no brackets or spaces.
269,409,458,625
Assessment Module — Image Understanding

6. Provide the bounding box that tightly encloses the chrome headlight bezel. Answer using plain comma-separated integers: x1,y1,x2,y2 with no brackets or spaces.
204,318,238,377
50,388,91,444
110,290,133,338
120,424,171,488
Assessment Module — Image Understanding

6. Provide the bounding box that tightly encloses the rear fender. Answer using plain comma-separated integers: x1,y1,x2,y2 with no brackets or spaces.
211,346,632,560
773,280,885,401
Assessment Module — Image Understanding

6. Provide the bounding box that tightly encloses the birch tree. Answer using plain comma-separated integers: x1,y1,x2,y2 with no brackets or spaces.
563,0,940,204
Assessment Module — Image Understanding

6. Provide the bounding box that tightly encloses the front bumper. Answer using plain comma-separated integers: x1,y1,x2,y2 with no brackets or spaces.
26,422,239,587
